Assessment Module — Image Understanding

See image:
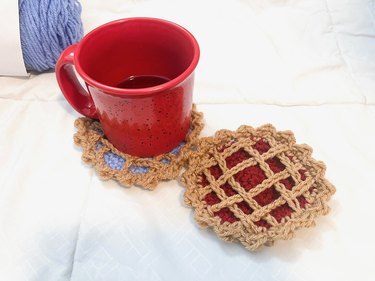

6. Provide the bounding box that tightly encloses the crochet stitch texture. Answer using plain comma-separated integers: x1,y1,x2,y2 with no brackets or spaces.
74,105,204,190
182,124,335,250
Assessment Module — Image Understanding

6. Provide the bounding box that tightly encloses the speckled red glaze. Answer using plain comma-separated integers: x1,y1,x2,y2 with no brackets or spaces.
56,18,199,157
89,76,193,156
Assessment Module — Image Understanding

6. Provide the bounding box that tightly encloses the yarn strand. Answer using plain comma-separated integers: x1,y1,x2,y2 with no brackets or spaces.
19,0,84,72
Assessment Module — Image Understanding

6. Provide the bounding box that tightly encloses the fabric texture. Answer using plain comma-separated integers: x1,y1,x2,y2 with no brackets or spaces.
73,106,204,189
19,0,83,72
1,0,375,280
182,124,335,250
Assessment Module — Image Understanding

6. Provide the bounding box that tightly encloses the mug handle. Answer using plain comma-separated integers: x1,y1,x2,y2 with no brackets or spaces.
56,44,98,119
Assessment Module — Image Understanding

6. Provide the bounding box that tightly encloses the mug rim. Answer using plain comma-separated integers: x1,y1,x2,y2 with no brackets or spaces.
74,17,200,96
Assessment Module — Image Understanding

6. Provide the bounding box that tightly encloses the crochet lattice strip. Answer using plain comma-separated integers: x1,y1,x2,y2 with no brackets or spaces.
182,124,335,251
74,105,204,190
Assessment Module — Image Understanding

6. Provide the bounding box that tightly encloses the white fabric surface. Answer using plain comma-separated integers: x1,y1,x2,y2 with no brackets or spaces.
1,0,375,280
0,1,27,76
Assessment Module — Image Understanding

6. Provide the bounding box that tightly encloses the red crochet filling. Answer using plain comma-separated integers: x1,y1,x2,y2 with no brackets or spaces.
220,182,237,197
299,169,307,181
252,139,271,154
253,186,281,207
254,219,272,229
297,195,307,208
237,201,253,215
225,149,250,169
270,203,293,223
204,191,221,205
233,165,266,191
206,187,307,225
280,176,295,190
198,173,210,188
201,138,309,225
214,207,238,223
210,164,223,180
266,157,285,173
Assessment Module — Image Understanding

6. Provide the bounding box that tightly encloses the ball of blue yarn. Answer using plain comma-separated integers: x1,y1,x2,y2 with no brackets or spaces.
19,0,84,72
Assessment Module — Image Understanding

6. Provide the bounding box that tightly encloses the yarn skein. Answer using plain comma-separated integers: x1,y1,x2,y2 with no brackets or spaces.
19,0,84,72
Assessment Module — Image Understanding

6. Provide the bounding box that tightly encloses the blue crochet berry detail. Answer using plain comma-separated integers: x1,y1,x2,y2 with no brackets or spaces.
160,158,171,164
95,142,104,150
94,128,104,135
104,152,126,170
170,142,186,155
129,165,150,174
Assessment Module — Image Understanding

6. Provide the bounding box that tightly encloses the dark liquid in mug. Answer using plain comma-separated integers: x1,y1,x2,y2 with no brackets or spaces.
115,75,170,89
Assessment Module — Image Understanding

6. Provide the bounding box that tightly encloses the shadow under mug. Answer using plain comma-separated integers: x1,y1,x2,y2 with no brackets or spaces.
56,17,200,157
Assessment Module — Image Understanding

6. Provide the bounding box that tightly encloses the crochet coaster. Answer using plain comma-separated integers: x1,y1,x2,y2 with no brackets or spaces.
182,124,335,251
74,105,204,190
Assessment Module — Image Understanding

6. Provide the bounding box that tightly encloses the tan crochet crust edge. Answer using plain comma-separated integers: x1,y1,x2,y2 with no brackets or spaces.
74,105,204,190
181,124,336,251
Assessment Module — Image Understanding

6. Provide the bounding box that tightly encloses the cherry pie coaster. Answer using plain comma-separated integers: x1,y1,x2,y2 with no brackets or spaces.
181,124,335,251
74,105,204,190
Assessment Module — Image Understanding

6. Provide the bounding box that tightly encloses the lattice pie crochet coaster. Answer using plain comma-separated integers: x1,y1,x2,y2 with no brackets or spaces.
74,106,204,190
182,124,335,251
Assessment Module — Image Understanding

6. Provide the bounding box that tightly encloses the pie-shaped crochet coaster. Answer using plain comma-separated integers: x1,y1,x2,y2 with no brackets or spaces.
74,105,204,190
182,124,335,251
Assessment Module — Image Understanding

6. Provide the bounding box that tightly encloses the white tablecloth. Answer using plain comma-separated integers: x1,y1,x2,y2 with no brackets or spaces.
1,1,375,280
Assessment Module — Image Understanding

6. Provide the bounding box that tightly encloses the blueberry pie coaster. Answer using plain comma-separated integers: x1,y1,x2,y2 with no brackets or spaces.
74,105,204,190
181,124,335,251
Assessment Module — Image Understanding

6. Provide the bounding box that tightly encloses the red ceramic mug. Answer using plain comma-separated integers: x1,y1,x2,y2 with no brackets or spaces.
56,17,199,157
